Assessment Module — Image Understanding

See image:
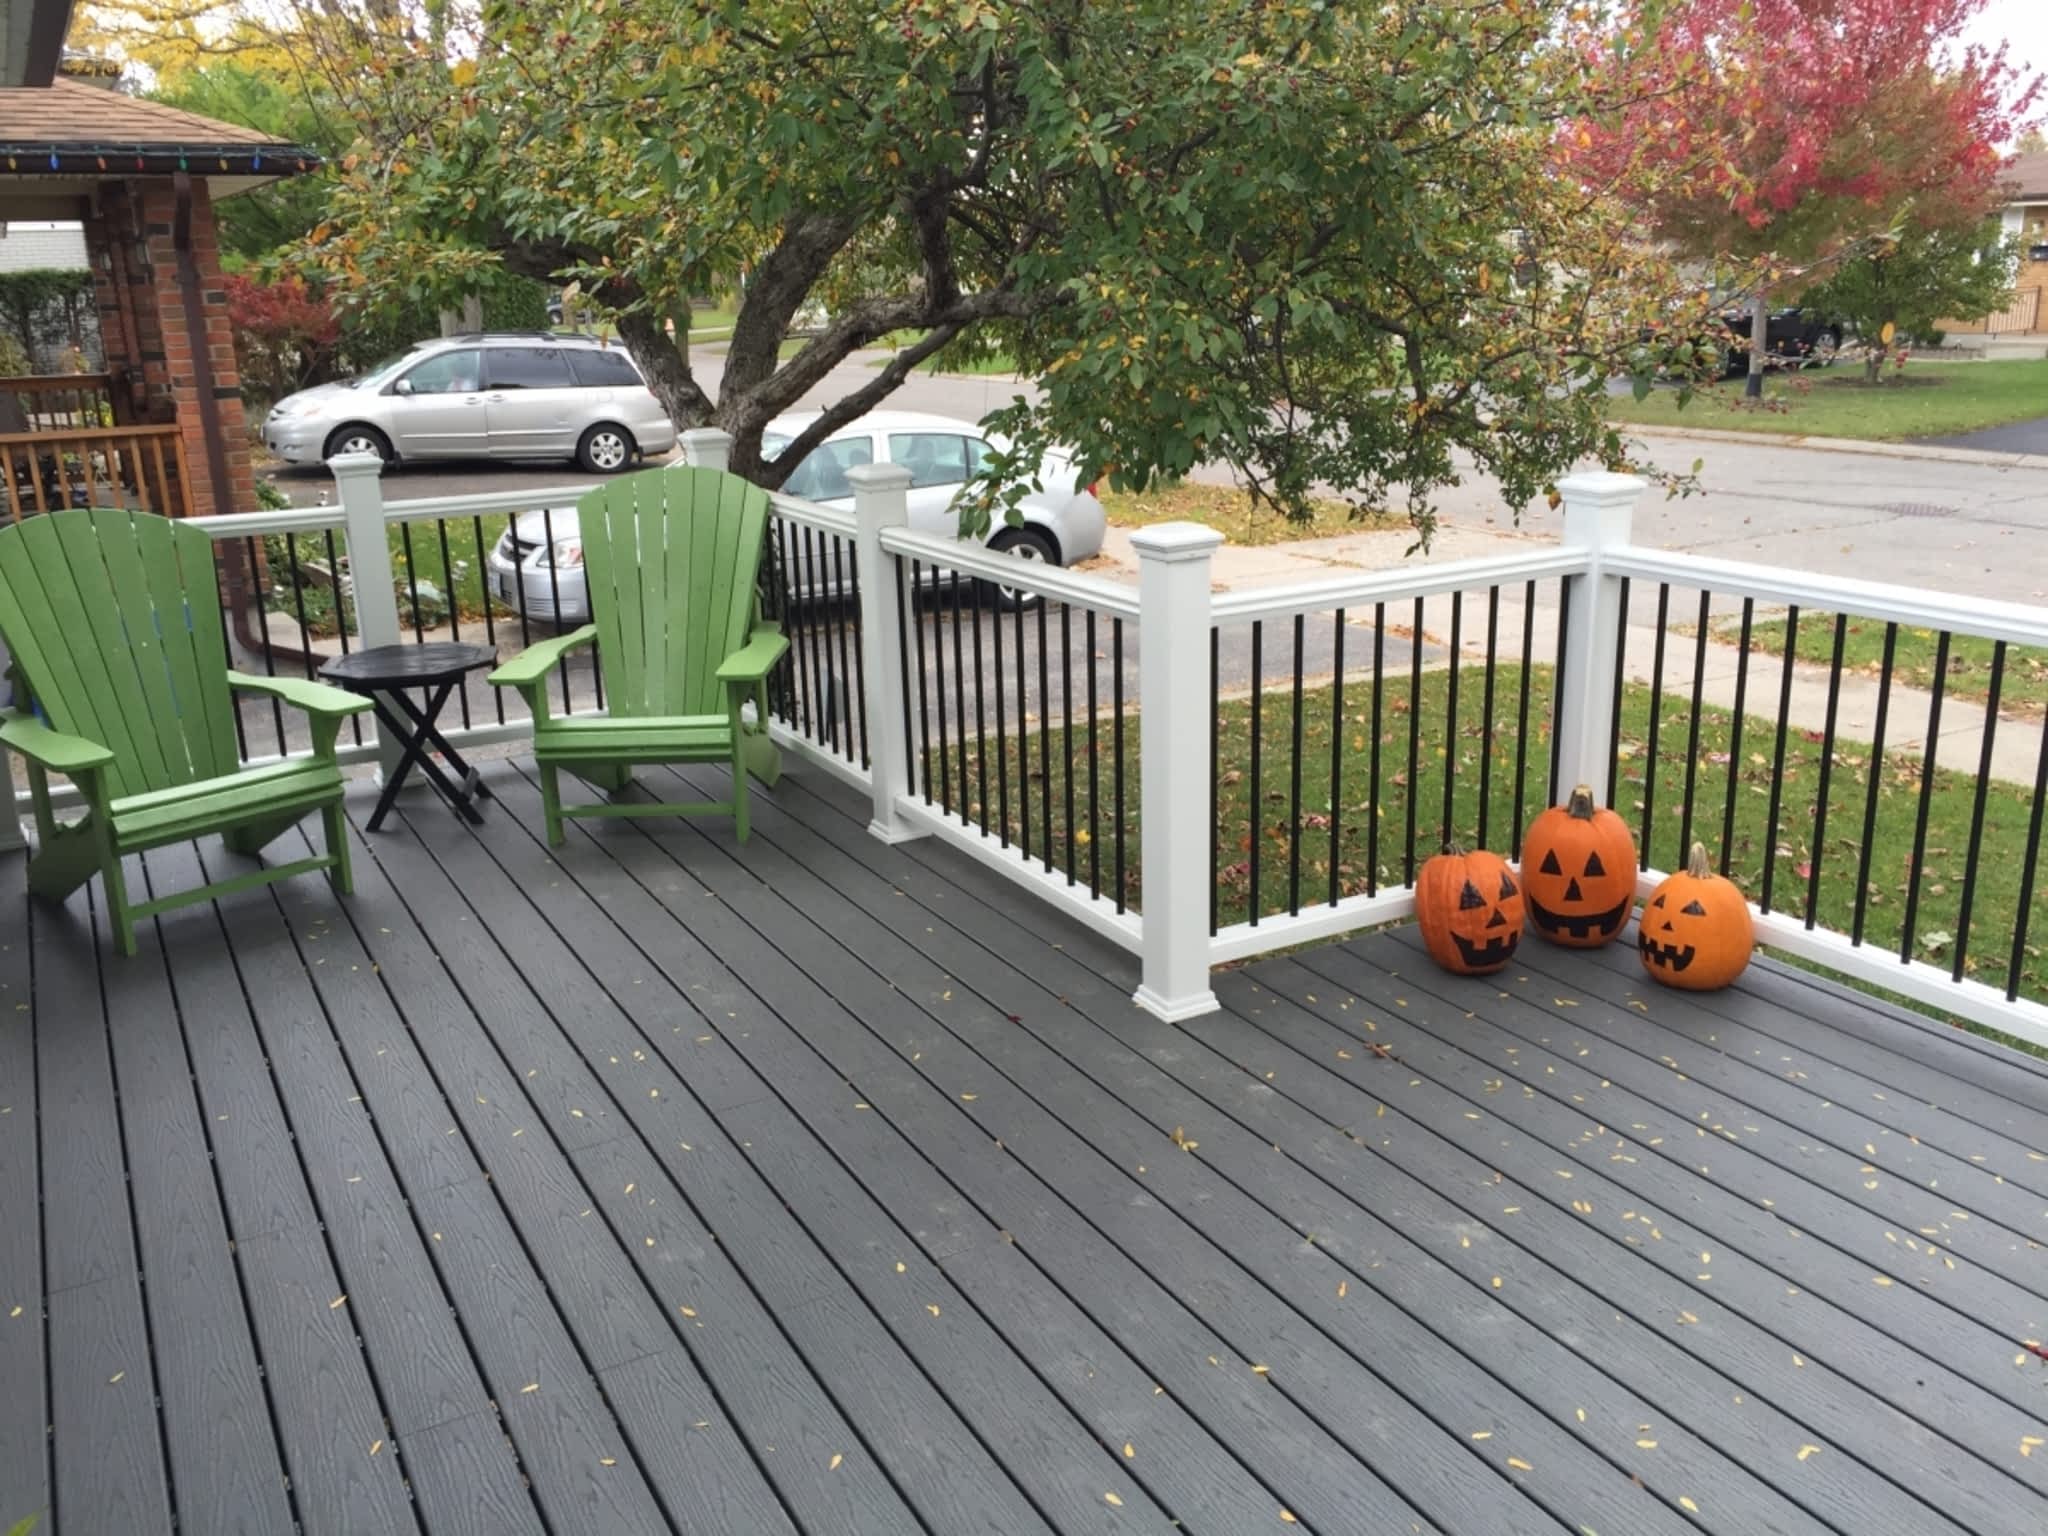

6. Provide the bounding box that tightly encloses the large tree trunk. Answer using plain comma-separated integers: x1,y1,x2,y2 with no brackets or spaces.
1744,295,1768,401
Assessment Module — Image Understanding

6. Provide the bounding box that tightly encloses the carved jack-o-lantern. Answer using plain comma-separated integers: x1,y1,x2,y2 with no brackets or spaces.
1521,785,1639,948
1638,842,1754,990
1416,847,1526,975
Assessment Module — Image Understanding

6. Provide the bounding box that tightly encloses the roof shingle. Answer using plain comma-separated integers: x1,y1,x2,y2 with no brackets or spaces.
0,77,288,148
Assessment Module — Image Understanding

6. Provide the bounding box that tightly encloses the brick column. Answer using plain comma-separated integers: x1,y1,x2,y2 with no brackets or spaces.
134,177,256,518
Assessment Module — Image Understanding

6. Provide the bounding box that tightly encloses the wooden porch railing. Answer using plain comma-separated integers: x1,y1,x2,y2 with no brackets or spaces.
0,371,117,433
0,423,193,521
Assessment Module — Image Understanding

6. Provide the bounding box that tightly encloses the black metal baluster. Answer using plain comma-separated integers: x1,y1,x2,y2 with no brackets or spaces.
912,560,934,805
1760,607,1801,914
1250,620,1264,924
1547,577,1570,803
400,522,426,645
846,540,869,767
1037,596,1052,871
511,511,536,728
245,536,286,752
436,518,473,729
1900,631,1951,964
222,615,249,761
1115,618,1128,914
1851,623,1899,946
1016,595,1031,862
1512,580,1535,857
323,527,362,745
1802,614,1851,928
1329,610,1345,907
1950,641,2006,983
787,523,813,736
1289,612,1306,916
1640,584,1670,866
2006,720,2048,1001
283,535,320,701
542,509,572,714
950,569,969,807
836,537,858,762
804,527,836,754
895,556,917,798
972,576,990,834
471,516,504,725
1719,599,1754,877
1086,609,1100,896
1479,588,1498,850
1405,595,1422,880
1061,601,1076,885
932,562,953,811
1678,589,1711,858
993,579,1010,846
1605,576,1630,808
1441,591,1462,852
1210,625,1220,934
1369,602,1385,897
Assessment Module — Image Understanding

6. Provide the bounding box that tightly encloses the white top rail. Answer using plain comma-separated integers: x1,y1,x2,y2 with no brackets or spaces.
1606,545,2048,651
1209,547,1591,627
879,525,1142,619
187,506,345,540
767,491,858,537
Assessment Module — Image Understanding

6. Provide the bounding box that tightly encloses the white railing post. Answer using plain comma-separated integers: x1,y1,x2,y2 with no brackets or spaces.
679,427,731,471
1132,521,1225,1021
847,462,923,842
329,451,407,780
1554,471,1642,800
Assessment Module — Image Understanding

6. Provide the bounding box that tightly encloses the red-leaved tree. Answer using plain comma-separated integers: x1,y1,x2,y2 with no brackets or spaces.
224,273,341,406
1575,0,2041,397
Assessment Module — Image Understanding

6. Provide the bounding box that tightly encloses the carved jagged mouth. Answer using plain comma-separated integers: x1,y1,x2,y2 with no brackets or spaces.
1638,933,1696,972
1529,897,1630,940
1452,931,1520,969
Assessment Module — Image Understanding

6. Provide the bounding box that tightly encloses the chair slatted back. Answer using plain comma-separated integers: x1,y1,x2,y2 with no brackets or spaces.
577,466,771,719
0,507,238,799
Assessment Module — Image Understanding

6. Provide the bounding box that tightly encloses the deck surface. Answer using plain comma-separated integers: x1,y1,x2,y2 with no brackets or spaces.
2,756,2044,1536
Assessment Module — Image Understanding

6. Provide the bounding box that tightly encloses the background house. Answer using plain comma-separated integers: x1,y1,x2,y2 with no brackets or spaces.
1940,150,2048,354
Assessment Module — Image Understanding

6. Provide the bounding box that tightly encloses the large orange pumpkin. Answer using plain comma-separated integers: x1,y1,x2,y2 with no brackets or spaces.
1521,784,1638,948
1416,846,1525,975
1638,842,1754,990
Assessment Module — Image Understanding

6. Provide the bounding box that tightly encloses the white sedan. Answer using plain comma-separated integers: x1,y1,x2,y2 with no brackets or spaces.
486,409,1107,624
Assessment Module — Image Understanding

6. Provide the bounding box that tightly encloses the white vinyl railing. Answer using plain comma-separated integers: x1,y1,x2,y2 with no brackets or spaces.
8,432,2040,1049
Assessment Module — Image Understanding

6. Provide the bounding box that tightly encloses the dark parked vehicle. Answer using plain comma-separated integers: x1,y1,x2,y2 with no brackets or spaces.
1713,306,1844,376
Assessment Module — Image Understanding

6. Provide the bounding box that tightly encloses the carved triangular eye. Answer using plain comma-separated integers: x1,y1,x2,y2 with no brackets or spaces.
1539,850,1563,875
1584,851,1606,877
1651,893,1666,907
1459,881,1487,910
1499,871,1518,900
1682,899,1708,916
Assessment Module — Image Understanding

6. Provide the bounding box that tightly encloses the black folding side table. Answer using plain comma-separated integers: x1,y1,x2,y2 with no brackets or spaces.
319,641,497,832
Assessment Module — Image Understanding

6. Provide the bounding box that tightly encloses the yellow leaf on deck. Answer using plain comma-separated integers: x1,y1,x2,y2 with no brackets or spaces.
830,1453,843,1470
1104,1491,1123,1507
1679,1496,1699,1513
1507,1456,1533,1471
1797,1445,1820,1462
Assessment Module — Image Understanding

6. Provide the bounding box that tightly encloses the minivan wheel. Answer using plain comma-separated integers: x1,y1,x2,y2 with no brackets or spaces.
577,424,634,474
323,424,393,463
983,525,1060,610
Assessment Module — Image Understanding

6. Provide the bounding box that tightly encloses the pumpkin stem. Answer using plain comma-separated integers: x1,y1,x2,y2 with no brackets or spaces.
1566,784,1597,819
1686,841,1712,879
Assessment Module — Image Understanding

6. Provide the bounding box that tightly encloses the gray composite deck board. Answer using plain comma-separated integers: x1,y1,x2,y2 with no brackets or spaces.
7,755,2046,1536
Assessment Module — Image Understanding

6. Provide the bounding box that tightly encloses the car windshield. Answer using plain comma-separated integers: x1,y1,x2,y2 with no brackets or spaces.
347,350,420,390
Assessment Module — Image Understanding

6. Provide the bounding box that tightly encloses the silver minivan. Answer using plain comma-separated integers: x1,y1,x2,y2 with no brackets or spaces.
264,332,677,473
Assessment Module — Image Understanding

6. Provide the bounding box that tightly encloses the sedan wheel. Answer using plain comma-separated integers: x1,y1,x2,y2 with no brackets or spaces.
984,525,1059,610
1805,329,1841,368
577,424,633,474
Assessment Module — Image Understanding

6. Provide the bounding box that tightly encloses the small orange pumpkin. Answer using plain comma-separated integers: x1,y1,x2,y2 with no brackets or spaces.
1417,846,1525,975
1521,784,1638,948
1638,842,1753,990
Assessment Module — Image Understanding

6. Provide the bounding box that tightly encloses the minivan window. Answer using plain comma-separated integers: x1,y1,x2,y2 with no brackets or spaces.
400,348,481,395
486,347,576,390
566,348,644,388
888,433,970,489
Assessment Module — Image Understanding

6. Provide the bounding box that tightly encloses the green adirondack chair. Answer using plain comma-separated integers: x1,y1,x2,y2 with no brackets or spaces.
488,464,790,846
0,507,371,955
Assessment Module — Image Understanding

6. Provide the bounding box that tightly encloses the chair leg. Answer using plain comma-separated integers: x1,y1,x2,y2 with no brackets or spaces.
101,842,136,958
323,801,354,896
26,822,102,903
540,762,565,847
579,762,632,794
730,736,751,843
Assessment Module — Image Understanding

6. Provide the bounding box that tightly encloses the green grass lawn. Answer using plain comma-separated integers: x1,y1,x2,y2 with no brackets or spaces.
1101,481,1404,548
1718,610,2048,718
915,655,2046,1018
1604,358,2048,441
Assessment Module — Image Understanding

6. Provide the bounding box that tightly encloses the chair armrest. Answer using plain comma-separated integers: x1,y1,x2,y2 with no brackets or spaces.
226,671,371,719
488,625,598,689
716,625,791,685
0,707,114,773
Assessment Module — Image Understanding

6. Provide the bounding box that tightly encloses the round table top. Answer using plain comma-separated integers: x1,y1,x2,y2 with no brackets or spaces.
320,641,498,689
